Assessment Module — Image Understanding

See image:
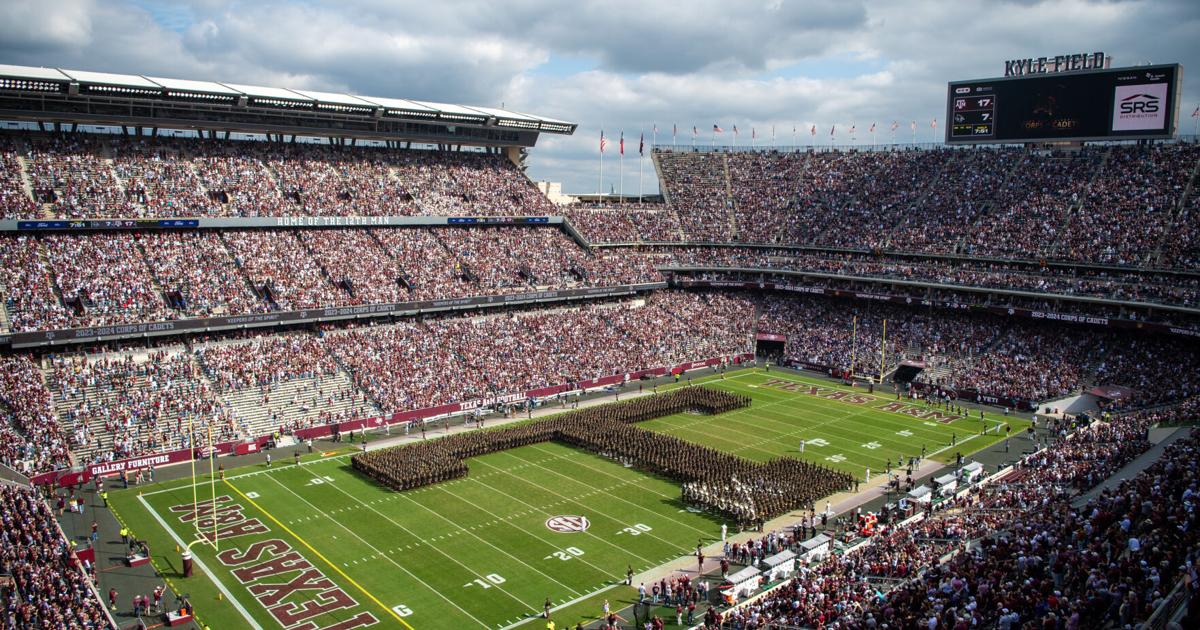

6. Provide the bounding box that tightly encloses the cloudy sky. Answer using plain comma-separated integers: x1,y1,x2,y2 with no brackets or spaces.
1,0,1197,195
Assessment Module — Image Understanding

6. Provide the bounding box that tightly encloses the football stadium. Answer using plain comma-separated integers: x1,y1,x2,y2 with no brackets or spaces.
1,3,1199,630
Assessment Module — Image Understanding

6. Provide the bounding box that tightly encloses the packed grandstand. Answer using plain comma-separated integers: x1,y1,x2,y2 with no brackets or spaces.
0,61,1197,630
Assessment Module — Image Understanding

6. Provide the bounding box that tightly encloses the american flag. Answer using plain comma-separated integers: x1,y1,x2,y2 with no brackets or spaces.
869,123,876,133
639,132,644,156
891,121,899,131
619,131,624,155
931,118,937,129
713,124,723,133
810,124,816,136
1193,106,1199,118
600,130,606,153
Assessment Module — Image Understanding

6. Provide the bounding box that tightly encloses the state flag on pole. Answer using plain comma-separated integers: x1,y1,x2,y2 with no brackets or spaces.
619,131,624,155
600,130,607,153
639,132,644,156
713,124,723,133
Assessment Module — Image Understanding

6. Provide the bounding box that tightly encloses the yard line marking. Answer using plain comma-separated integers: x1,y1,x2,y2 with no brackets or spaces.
387,487,585,596
436,484,616,581
469,459,682,556
135,494,263,630
270,470,540,616
506,446,714,539
243,476,485,628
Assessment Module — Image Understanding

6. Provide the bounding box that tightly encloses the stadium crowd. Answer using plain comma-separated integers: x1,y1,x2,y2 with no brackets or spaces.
757,292,1200,406
638,244,1200,308
0,483,111,629
1,132,556,219
0,226,662,332
0,356,72,474
653,143,1199,268
329,292,754,412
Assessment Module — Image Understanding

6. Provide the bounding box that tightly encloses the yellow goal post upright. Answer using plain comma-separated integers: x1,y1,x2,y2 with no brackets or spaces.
183,419,220,570
848,315,858,382
878,319,888,384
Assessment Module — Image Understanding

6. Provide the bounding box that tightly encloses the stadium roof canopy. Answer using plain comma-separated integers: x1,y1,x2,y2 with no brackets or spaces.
0,64,576,147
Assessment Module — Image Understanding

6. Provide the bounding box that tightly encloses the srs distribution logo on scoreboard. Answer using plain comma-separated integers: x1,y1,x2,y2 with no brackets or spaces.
1112,83,1168,131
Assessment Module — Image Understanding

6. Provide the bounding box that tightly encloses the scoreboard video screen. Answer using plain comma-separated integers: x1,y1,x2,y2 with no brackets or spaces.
946,63,1181,143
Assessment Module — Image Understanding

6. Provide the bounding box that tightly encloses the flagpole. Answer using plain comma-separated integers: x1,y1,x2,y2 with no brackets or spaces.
619,132,624,202
598,130,604,196
638,129,644,202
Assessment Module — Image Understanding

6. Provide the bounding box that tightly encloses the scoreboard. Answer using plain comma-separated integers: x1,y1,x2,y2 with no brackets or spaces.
946,63,1182,143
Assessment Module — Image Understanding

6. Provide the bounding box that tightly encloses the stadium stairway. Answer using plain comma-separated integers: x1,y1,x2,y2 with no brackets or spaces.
720,153,740,241
12,154,47,218
215,372,380,438
46,348,217,465
647,151,687,242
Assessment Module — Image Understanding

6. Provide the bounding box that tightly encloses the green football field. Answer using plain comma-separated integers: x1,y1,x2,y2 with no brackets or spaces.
108,368,1026,630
